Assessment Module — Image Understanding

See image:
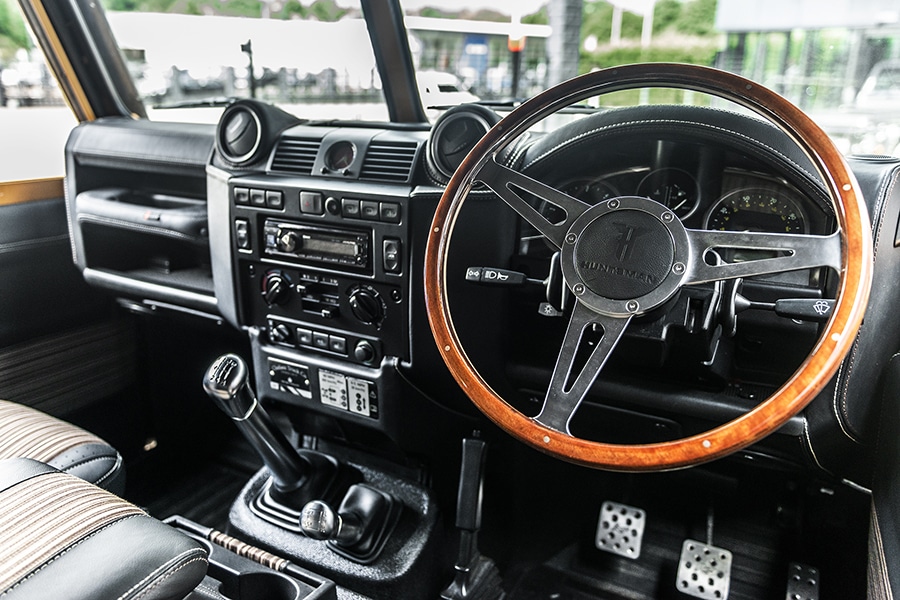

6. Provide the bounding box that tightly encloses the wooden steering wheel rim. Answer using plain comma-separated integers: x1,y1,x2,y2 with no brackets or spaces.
424,63,873,471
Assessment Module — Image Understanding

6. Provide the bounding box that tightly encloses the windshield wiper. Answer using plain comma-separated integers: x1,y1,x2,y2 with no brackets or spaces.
152,97,239,110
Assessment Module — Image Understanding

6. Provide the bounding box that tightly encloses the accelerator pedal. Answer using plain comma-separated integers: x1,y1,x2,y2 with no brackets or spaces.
785,563,819,600
595,501,646,559
675,539,733,599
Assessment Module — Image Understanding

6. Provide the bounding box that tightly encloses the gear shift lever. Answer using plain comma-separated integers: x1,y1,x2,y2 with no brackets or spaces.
204,354,308,493
203,354,352,509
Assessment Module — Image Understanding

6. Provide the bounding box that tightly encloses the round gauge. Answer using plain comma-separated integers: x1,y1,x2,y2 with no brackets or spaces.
427,105,501,181
549,178,622,224
325,141,356,171
704,188,807,234
637,168,700,220
562,178,621,204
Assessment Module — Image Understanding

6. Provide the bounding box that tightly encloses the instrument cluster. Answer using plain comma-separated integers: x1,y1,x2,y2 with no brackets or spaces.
559,167,819,235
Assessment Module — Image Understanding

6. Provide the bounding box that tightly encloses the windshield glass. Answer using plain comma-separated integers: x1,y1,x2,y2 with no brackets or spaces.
94,0,900,157
101,0,388,123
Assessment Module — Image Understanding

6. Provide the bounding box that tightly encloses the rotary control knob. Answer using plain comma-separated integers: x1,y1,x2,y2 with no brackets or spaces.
348,287,385,325
276,230,300,254
262,270,291,306
269,322,293,344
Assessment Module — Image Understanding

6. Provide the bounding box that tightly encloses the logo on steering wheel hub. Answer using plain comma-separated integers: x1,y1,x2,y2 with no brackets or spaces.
561,196,690,316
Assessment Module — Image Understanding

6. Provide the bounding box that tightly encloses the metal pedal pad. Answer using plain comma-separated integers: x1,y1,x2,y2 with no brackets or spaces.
676,539,732,599
785,563,819,600
595,501,646,559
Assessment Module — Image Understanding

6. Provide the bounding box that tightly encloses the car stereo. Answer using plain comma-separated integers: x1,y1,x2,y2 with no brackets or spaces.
263,219,369,272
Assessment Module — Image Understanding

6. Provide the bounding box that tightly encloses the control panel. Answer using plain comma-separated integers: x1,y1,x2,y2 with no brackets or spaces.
230,174,410,427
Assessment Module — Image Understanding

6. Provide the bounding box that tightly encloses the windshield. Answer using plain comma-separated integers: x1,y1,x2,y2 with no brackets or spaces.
93,0,900,156
102,0,388,123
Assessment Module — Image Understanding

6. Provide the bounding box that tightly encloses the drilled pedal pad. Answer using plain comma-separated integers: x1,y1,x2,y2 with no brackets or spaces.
785,563,819,600
595,501,646,559
675,540,732,599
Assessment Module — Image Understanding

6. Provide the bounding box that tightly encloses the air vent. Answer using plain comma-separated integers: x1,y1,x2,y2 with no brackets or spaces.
360,141,418,183
217,104,262,165
270,137,322,175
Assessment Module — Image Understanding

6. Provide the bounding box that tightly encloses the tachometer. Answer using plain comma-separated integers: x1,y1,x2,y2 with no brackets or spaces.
561,178,621,204
637,167,700,220
705,187,807,234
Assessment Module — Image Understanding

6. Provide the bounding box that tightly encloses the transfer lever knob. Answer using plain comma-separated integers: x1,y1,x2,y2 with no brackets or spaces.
299,500,362,545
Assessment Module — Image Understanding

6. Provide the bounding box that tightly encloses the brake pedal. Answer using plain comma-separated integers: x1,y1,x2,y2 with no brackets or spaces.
785,563,819,600
675,539,732,599
595,501,646,559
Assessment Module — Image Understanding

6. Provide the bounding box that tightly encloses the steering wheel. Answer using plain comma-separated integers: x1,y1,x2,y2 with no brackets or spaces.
424,63,873,471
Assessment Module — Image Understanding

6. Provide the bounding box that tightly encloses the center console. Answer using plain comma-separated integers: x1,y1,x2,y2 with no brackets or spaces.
213,116,428,442
200,101,445,597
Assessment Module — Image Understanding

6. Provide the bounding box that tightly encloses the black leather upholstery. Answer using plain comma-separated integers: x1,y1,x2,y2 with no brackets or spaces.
0,458,208,600
0,399,124,493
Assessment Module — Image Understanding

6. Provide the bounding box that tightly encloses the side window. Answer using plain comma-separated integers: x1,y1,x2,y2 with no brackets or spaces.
0,1,76,182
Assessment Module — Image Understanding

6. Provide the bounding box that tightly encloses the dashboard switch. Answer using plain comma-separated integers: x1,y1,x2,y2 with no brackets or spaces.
300,191,324,215
297,328,313,346
269,322,293,344
266,190,284,209
313,332,330,350
383,238,401,274
379,202,400,223
250,189,266,206
354,340,377,365
360,201,380,220
341,198,361,218
329,335,347,354
325,196,341,215
235,219,251,250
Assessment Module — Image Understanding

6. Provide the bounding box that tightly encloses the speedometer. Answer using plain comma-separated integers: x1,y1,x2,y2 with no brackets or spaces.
704,188,807,233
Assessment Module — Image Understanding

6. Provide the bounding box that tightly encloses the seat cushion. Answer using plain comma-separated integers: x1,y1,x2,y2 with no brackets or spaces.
0,458,208,600
0,399,123,491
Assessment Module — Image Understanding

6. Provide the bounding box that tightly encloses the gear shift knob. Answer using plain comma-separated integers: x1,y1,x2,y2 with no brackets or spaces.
203,354,257,418
203,353,309,494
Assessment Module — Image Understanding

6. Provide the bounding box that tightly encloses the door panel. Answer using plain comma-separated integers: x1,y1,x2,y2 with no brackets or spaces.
0,191,135,415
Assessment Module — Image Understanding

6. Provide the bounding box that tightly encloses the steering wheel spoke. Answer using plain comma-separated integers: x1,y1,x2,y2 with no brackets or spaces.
684,229,842,285
477,158,590,249
535,302,632,435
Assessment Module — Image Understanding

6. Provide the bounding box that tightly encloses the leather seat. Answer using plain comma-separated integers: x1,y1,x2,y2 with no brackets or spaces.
0,399,123,492
0,458,207,599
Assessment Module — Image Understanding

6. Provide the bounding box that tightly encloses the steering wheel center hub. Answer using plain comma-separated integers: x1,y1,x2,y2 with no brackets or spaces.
574,209,674,300
560,196,690,316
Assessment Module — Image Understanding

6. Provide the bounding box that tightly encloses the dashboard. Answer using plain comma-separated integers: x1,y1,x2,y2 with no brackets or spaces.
62,99,900,481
